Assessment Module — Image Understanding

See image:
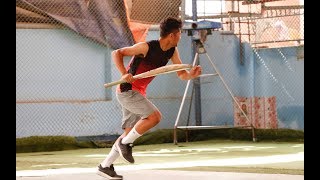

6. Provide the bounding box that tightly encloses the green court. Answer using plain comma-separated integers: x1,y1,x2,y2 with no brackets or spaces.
16,140,304,179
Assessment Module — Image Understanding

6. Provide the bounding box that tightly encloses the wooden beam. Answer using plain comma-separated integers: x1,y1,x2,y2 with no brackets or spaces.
16,6,47,19
16,6,55,24
16,22,64,29
242,0,283,5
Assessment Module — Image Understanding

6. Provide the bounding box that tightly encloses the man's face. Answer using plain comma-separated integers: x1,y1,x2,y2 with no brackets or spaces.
171,29,181,47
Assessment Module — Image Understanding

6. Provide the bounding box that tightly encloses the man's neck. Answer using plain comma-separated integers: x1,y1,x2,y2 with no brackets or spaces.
158,38,172,51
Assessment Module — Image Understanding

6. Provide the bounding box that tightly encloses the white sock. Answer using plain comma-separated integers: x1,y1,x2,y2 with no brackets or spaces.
100,144,120,168
121,127,142,144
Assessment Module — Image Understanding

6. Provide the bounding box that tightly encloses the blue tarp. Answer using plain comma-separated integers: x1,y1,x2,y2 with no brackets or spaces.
17,0,135,49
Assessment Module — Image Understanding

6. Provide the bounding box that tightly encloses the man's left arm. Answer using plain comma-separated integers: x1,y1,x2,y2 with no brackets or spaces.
171,47,202,80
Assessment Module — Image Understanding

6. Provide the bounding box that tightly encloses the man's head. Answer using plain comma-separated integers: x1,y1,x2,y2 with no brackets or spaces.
160,17,182,47
160,17,182,38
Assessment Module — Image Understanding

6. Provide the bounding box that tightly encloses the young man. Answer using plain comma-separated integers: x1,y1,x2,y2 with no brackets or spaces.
97,17,202,179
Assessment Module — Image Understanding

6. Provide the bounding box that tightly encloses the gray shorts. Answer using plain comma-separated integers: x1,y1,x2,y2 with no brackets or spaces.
116,90,158,129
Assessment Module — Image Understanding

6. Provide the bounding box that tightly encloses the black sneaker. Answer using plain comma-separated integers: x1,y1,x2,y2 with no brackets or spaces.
116,138,135,163
97,164,123,179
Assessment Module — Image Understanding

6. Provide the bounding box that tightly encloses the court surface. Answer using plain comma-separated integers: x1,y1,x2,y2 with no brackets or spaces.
16,140,304,180
16,169,303,180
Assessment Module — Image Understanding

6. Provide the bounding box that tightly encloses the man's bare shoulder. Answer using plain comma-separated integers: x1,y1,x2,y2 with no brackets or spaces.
133,42,149,55
133,42,148,47
119,42,149,57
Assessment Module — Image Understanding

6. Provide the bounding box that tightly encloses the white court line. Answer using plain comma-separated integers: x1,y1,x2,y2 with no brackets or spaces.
16,152,303,177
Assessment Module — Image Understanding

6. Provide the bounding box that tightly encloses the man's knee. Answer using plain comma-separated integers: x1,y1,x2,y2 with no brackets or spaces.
149,110,162,124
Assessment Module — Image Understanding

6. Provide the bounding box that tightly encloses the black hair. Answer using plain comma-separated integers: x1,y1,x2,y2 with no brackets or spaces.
159,17,182,38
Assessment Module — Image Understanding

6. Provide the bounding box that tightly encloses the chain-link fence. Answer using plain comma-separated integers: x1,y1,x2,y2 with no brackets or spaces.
16,0,304,139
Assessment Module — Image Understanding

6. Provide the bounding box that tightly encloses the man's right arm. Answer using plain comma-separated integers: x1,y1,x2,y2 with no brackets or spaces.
111,42,149,83
111,49,128,76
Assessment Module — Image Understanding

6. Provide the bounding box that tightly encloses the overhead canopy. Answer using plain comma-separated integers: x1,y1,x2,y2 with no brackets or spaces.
16,0,134,49
129,0,181,24
16,0,181,49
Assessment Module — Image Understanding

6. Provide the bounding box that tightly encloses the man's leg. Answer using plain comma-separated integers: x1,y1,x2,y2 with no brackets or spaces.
122,110,161,143
100,144,119,168
116,90,161,163
100,129,131,168
97,130,131,179
117,110,162,163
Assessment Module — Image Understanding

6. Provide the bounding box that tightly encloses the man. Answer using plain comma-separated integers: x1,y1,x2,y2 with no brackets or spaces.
97,17,202,179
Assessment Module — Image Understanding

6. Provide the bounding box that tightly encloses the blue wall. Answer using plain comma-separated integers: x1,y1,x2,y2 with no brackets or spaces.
16,28,304,138
251,46,304,129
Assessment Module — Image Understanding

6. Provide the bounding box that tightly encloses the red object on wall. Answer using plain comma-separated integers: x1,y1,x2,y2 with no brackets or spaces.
234,96,278,129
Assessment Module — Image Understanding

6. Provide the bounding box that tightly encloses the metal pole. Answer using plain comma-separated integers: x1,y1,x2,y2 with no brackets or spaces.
192,0,202,126
180,0,186,22
192,41,202,126
204,53,256,142
192,0,197,21
173,53,199,144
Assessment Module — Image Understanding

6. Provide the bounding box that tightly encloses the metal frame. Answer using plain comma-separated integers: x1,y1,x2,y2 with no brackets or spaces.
173,39,256,145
